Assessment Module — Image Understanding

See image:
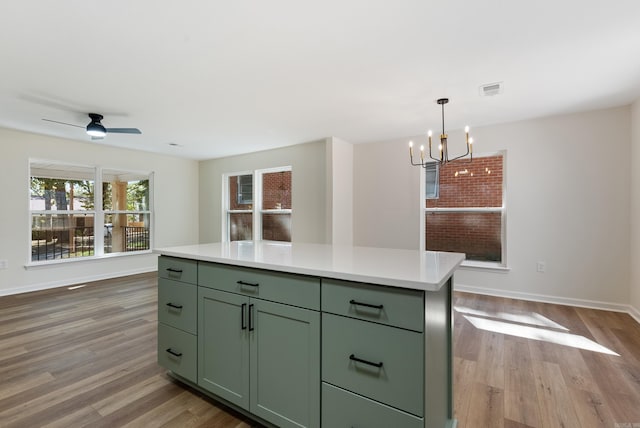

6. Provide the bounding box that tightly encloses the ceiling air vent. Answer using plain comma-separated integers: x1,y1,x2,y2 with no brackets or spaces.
479,82,503,97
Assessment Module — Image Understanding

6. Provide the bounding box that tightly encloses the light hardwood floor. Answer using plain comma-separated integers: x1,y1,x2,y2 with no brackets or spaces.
453,291,640,428
1,273,639,427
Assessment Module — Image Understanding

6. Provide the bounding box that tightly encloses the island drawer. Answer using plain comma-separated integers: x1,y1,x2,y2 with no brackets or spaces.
322,313,424,416
158,256,198,284
198,262,320,310
157,323,197,383
158,279,197,334
321,382,423,428
322,279,424,332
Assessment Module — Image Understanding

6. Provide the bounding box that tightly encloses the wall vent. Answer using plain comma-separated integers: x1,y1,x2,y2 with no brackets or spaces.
479,82,503,96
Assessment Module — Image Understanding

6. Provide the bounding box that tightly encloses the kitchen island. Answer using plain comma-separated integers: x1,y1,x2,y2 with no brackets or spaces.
155,241,464,428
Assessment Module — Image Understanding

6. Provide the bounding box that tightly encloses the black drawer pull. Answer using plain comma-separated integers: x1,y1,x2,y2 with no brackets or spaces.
237,280,259,287
349,299,384,310
166,268,183,273
349,354,383,368
166,302,183,309
166,348,182,357
249,304,255,331
241,303,247,330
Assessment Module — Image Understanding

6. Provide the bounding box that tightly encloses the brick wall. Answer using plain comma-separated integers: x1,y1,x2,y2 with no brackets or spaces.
426,155,503,261
262,171,292,209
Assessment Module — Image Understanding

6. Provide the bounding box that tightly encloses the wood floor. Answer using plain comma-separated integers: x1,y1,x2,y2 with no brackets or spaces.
1,274,639,427
453,291,640,428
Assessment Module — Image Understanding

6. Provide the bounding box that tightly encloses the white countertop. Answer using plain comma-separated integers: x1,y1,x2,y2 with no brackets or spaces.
155,241,464,292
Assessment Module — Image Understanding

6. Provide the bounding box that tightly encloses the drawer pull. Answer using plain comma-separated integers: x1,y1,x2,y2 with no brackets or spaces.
237,280,260,287
349,354,383,368
166,268,183,273
349,299,384,310
166,302,183,310
249,304,255,331
241,303,247,330
166,348,183,357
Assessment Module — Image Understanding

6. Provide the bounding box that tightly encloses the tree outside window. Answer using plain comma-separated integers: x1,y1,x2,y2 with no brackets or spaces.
29,161,153,263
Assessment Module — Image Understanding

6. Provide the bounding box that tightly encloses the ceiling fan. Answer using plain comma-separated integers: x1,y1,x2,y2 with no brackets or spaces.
43,113,142,139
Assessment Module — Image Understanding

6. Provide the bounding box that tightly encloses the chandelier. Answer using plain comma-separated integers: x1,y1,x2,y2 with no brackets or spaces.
409,98,473,166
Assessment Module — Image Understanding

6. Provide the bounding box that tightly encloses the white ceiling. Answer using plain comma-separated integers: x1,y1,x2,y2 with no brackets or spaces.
1,0,640,160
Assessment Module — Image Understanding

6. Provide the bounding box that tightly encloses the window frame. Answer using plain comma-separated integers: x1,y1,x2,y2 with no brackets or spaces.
222,166,292,242
421,151,507,268
27,159,154,266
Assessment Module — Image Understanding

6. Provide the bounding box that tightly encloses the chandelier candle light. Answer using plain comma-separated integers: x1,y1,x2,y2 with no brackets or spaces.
409,98,473,166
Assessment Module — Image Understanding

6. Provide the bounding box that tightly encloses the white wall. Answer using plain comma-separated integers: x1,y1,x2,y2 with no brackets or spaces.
0,128,199,295
353,138,422,250
199,140,329,244
630,99,640,319
354,106,632,308
326,138,354,245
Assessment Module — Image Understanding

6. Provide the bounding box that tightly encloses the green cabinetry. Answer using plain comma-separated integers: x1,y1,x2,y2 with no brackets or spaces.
157,256,198,384
158,256,321,428
198,287,249,407
157,253,455,428
198,264,321,428
322,382,423,428
320,278,429,426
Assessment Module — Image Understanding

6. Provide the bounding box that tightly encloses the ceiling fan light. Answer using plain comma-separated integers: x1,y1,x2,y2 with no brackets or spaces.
86,122,106,137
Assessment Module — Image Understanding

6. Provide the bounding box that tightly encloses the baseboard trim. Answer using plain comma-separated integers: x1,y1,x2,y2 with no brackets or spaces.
629,305,640,324
0,267,157,297
455,283,638,323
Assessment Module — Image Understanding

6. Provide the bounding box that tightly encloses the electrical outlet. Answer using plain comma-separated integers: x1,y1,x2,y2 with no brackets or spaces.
536,261,546,273
0,259,8,269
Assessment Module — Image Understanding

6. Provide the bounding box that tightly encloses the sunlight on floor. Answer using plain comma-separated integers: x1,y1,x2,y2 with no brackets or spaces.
454,305,569,331
455,306,620,356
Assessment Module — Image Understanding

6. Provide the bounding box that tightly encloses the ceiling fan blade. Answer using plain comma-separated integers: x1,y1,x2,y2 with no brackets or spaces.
42,118,84,128
105,127,142,134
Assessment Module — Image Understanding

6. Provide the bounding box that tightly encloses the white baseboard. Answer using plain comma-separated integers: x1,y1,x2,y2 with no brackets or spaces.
455,283,638,323
629,305,640,324
0,267,157,297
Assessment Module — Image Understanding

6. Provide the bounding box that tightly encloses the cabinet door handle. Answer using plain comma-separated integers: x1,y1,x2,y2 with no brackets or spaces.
349,299,384,310
249,304,255,331
237,280,259,287
166,268,183,273
166,302,183,310
349,354,383,368
166,348,183,357
241,303,247,330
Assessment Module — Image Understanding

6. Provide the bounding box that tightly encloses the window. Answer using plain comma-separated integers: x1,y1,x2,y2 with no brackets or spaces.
227,173,254,241
237,174,253,205
29,161,153,263
102,169,151,254
224,167,292,242
425,162,439,199
425,153,505,265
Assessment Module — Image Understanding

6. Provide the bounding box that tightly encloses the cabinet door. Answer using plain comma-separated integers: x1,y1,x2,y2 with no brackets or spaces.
250,300,320,428
198,288,250,409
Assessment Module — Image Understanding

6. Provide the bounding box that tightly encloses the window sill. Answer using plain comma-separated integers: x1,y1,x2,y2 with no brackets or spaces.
24,250,153,270
459,260,510,272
